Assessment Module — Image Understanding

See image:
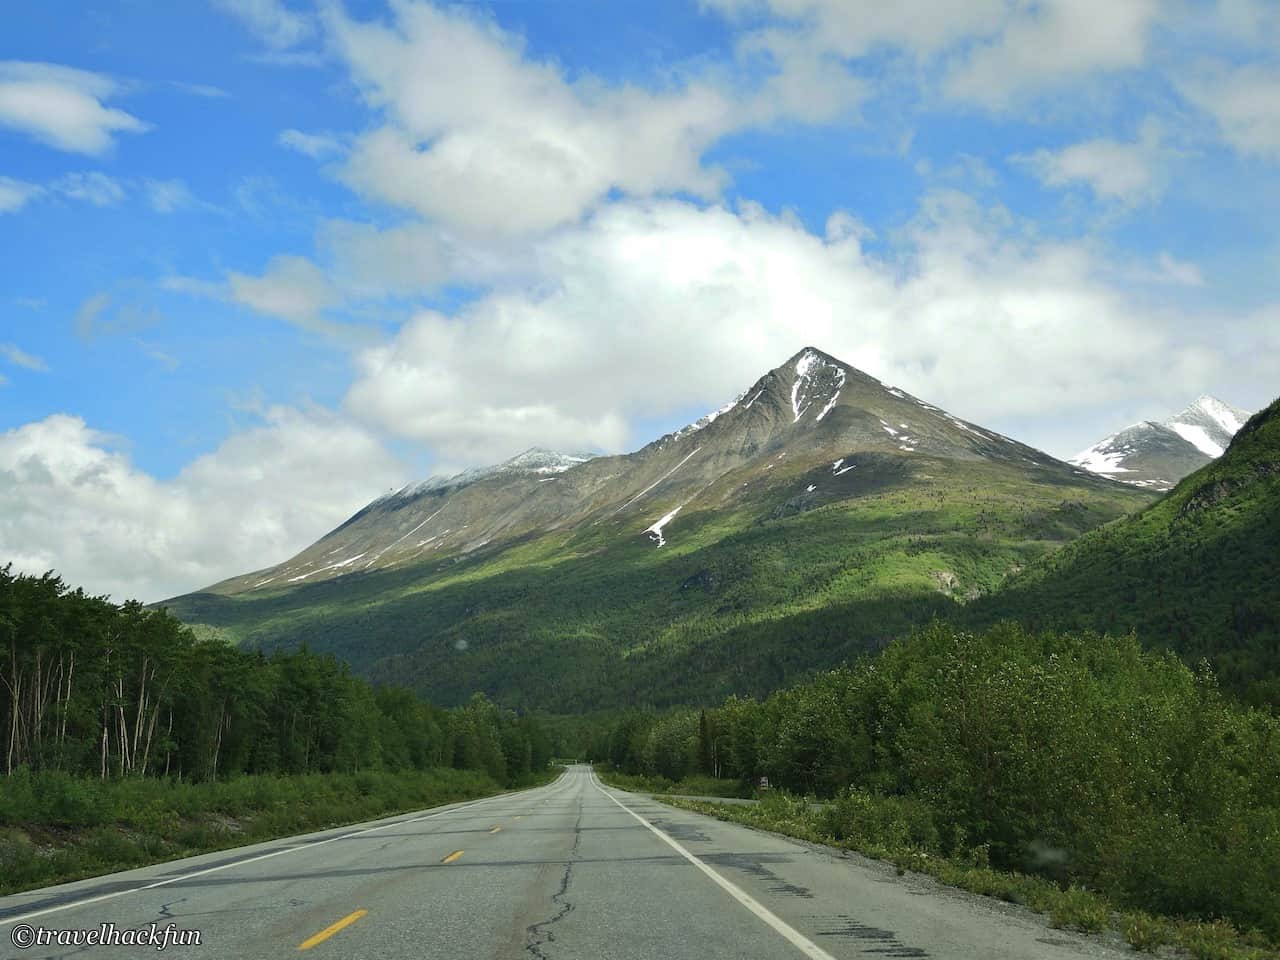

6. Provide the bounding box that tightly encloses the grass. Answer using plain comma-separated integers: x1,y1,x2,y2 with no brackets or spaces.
663,792,1280,960
0,766,558,896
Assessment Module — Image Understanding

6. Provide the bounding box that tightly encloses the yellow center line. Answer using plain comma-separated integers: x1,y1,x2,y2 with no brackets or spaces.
442,850,465,864
297,910,368,951
489,825,502,834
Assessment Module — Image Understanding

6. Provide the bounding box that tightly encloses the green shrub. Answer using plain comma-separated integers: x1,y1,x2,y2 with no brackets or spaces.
1047,885,1111,934
1124,912,1170,953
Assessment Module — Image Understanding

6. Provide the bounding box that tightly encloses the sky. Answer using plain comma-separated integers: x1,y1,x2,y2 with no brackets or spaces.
2,0,1278,603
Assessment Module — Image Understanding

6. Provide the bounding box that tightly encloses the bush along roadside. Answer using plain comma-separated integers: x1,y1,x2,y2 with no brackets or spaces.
594,766,751,798
666,790,1280,960
0,766,559,896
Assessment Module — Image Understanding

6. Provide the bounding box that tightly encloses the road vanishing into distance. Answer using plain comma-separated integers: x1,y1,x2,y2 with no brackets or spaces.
1,765,1131,960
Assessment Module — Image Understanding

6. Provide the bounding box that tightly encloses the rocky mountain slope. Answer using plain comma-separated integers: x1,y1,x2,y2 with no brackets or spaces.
1070,395,1252,491
165,347,1154,710
976,394,1280,703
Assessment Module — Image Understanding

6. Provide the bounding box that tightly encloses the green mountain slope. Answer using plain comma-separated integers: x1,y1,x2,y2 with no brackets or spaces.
972,396,1280,703
163,349,1153,711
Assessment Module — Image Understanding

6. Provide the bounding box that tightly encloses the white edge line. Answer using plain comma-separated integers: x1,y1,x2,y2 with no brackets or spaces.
590,772,837,960
0,772,571,928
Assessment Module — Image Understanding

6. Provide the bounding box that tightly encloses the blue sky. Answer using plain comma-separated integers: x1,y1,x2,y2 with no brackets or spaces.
2,0,1278,601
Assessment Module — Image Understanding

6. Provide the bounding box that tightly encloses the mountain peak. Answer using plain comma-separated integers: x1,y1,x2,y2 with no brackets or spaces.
1072,394,1254,490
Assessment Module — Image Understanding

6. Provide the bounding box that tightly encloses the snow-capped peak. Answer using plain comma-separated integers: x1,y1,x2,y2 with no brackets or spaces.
790,348,847,423
1182,395,1249,436
1070,394,1253,491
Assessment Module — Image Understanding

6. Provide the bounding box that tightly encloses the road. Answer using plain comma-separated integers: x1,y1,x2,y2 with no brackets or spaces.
0,765,1130,960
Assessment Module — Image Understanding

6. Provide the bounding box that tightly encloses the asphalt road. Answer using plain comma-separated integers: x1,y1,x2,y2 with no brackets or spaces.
0,765,1132,960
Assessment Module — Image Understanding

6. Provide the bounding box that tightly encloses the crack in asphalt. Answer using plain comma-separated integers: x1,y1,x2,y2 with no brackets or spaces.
524,794,584,960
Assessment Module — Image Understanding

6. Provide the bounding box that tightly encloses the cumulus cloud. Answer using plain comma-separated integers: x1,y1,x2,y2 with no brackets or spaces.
1180,62,1280,158
0,175,42,213
704,0,1161,111
0,407,406,602
326,2,748,235
227,255,344,332
1013,131,1162,203
341,195,1224,465
0,61,148,154
706,0,1008,59
945,0,1160,107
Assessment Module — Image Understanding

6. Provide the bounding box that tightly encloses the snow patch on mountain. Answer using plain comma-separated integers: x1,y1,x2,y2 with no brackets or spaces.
791,349,847,422
1166,422,1224,458
1070,395,1253,490
645,506,683,547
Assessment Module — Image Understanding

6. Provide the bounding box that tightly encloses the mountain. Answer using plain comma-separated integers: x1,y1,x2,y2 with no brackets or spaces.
1069,395,1253,491
975,394,1280,703
164,347,1153,711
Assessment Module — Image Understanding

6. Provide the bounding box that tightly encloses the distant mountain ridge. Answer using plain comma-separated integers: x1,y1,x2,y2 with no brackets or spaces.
1070,395,1252,491
165,347,1152,711
203,347,1092,595
976,394,1280,703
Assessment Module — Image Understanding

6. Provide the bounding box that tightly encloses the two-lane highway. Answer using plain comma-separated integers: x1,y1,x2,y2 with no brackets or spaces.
1,766,1130,959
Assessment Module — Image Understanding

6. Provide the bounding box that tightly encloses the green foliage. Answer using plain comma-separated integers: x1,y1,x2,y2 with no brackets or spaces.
163,457,1148,711
970,398,1280,703
1124,912,1171,953
594,768,750,798
1049,886,1110,933
0,567,554,789
0,766,515,896
606,622,1280,942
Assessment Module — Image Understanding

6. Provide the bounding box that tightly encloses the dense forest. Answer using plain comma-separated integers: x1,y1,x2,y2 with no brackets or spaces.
598,622,1280,938
0,566,552,787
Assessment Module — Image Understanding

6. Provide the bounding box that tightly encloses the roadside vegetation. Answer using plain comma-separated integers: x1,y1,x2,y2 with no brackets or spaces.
0,567,557,892
596,622,1280,955
0,766,551,896
594,767,750,798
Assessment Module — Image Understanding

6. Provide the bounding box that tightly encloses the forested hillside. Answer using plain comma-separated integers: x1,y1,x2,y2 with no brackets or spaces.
599,622,1280,939
972,396,1280,703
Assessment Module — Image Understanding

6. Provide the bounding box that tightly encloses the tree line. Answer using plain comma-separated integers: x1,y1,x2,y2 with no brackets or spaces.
0,566,552,786
597,621,1280,937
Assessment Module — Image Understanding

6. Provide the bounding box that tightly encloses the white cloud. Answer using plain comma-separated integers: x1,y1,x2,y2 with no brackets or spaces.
0,60,148,154
706,0,1008,59
327,2,741,235
53,171,126,206
342,194,1222,466
0,342,49,372
144,177,196,213
0,407,406,602
227,254,347,335
1013,134,1160,203
212,0,314,50
946,0,1160,107
1180,62,1280,158
279,128,342,158
0,175,42,213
